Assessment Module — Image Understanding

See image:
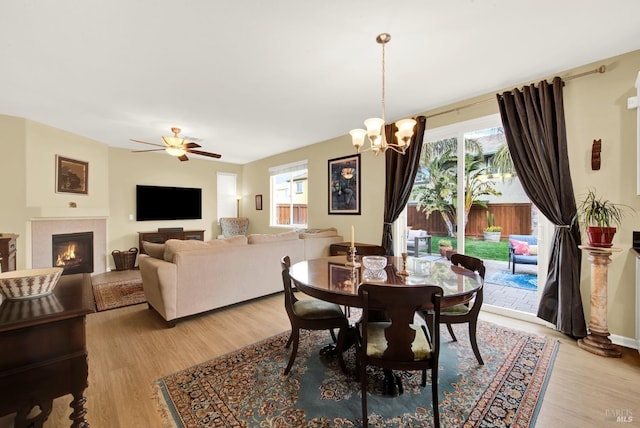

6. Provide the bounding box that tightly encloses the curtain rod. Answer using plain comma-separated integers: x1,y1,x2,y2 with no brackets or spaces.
426,65,606,120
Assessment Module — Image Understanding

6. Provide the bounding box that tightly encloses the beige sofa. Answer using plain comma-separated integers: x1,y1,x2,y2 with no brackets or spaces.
139,229,343,327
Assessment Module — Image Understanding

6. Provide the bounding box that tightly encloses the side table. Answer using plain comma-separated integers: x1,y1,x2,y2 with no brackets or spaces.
577,245,622,357
0,273,95,426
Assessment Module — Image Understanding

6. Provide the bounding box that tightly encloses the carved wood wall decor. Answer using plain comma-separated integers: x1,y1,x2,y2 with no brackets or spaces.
591,139,602,170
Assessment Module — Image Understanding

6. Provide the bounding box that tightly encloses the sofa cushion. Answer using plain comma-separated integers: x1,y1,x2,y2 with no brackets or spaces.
211,235,248,245
248,231,299,244
163,239,211,262
142,241,165,259
528,244,538,255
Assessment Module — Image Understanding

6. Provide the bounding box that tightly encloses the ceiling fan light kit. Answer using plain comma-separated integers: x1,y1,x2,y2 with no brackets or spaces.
131,127,221,161
350,33,416,156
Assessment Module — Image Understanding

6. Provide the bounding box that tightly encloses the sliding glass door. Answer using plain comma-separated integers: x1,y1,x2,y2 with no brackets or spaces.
402,114,543,319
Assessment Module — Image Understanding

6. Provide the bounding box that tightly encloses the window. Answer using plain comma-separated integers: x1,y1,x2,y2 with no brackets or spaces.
217,172,238,219
269,160,308,227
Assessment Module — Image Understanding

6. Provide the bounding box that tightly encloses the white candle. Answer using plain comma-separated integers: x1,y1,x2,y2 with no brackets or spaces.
351,225,355,247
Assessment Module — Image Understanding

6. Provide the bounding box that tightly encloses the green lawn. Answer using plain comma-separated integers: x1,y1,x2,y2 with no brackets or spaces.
427,236,509,262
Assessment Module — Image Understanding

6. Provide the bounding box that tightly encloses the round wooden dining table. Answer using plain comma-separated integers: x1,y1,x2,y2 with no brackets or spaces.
289,255,482,309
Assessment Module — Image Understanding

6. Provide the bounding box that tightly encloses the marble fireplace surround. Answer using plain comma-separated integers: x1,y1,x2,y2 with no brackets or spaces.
31,218,107,273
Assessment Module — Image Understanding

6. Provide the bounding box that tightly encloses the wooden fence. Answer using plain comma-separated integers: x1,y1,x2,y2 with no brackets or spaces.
407,202,532,238
275,204,308,225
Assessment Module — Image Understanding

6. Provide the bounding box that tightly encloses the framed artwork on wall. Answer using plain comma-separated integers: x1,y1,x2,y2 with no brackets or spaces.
56,155,88,194
255,194,263,210
328,154,360,215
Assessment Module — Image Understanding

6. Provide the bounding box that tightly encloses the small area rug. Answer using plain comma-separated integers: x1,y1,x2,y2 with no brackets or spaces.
154,320,557,427
486,270,538,291
91,269,145,311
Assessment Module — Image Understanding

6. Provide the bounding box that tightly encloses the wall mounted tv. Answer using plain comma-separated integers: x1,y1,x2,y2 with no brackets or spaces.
136,185,202,221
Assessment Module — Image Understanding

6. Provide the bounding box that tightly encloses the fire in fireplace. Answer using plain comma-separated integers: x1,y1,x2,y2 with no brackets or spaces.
52,232,94,275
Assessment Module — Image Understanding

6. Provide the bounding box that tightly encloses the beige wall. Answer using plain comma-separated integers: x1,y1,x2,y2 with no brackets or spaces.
107,147,242,253
1,48,638,342
242,49,640,341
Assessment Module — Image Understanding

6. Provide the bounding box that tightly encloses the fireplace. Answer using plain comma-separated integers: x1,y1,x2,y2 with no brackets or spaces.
52,232,94,275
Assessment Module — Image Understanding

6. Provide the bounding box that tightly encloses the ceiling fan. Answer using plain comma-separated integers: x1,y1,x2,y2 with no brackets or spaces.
131,127,222,161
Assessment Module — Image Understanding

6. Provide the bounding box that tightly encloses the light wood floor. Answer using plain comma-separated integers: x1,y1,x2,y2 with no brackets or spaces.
31,295,640,427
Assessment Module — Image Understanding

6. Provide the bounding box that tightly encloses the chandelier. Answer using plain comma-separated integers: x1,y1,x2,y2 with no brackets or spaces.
349,33,416,156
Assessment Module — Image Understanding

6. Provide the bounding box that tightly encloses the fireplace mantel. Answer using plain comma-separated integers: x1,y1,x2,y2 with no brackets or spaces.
26,206,110,220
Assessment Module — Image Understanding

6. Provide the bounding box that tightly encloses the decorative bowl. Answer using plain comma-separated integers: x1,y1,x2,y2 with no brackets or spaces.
362,256,387,271
0,267,64,300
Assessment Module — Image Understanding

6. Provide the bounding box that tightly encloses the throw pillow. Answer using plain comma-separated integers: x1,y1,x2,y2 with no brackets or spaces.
142,241,165,259
529,244,538,255
509,239,530,256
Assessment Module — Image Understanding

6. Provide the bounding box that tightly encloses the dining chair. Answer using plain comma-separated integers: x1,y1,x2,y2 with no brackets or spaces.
440,253,485,365
357,282,443,428
280,256,349,375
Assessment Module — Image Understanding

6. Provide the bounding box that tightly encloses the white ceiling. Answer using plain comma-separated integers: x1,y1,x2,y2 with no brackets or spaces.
2,1,640,164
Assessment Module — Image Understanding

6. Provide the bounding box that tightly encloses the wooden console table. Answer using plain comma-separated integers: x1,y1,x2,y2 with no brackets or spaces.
0,273,95,427
577,246,622,357
138,230,205,254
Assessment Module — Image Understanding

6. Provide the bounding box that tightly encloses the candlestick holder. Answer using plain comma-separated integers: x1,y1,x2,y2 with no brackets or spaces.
345,246,361,267
397,252,409,276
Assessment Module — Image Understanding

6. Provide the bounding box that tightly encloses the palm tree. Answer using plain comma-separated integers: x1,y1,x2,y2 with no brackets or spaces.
411,138,501,237
412,151,457,237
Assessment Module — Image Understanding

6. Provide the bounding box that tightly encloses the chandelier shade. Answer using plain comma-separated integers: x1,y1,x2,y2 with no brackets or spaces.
350,33,416,156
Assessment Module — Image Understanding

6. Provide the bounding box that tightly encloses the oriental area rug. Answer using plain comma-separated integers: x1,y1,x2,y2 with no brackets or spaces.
91,269,146,311
154,320,558,427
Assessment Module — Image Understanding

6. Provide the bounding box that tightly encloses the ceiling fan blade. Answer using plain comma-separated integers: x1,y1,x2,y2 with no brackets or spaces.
130,139,165,148
187,149,222,159
132,149,165,152
178,154,189,162
184,142,201,149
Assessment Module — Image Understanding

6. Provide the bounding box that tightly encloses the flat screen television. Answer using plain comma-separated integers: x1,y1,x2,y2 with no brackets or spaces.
136,185,202,221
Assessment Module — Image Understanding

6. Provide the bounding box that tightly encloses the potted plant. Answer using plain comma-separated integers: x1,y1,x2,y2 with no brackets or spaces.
575,189,631,247
438,239,453,257
483,212,502,242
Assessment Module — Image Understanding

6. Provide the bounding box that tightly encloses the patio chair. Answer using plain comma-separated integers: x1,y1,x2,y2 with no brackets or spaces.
406,229,432,257
508,234,538,274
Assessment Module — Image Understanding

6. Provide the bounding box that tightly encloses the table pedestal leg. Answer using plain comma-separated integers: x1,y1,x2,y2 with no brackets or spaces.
577,250,622,358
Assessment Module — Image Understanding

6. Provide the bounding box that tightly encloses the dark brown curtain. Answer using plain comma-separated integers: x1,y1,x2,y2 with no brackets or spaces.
382,116,426,255
497,77,586,338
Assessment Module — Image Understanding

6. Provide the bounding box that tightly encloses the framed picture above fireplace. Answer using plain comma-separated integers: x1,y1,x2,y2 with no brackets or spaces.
56,155,88,194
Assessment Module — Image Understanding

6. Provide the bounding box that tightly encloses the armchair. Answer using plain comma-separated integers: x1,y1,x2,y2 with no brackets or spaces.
219,217,249,237
406,229,432,257
508,234,538,274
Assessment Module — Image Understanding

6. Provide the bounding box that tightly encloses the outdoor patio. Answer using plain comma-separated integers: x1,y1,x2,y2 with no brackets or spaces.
428,256,539,314
482,259,538,314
